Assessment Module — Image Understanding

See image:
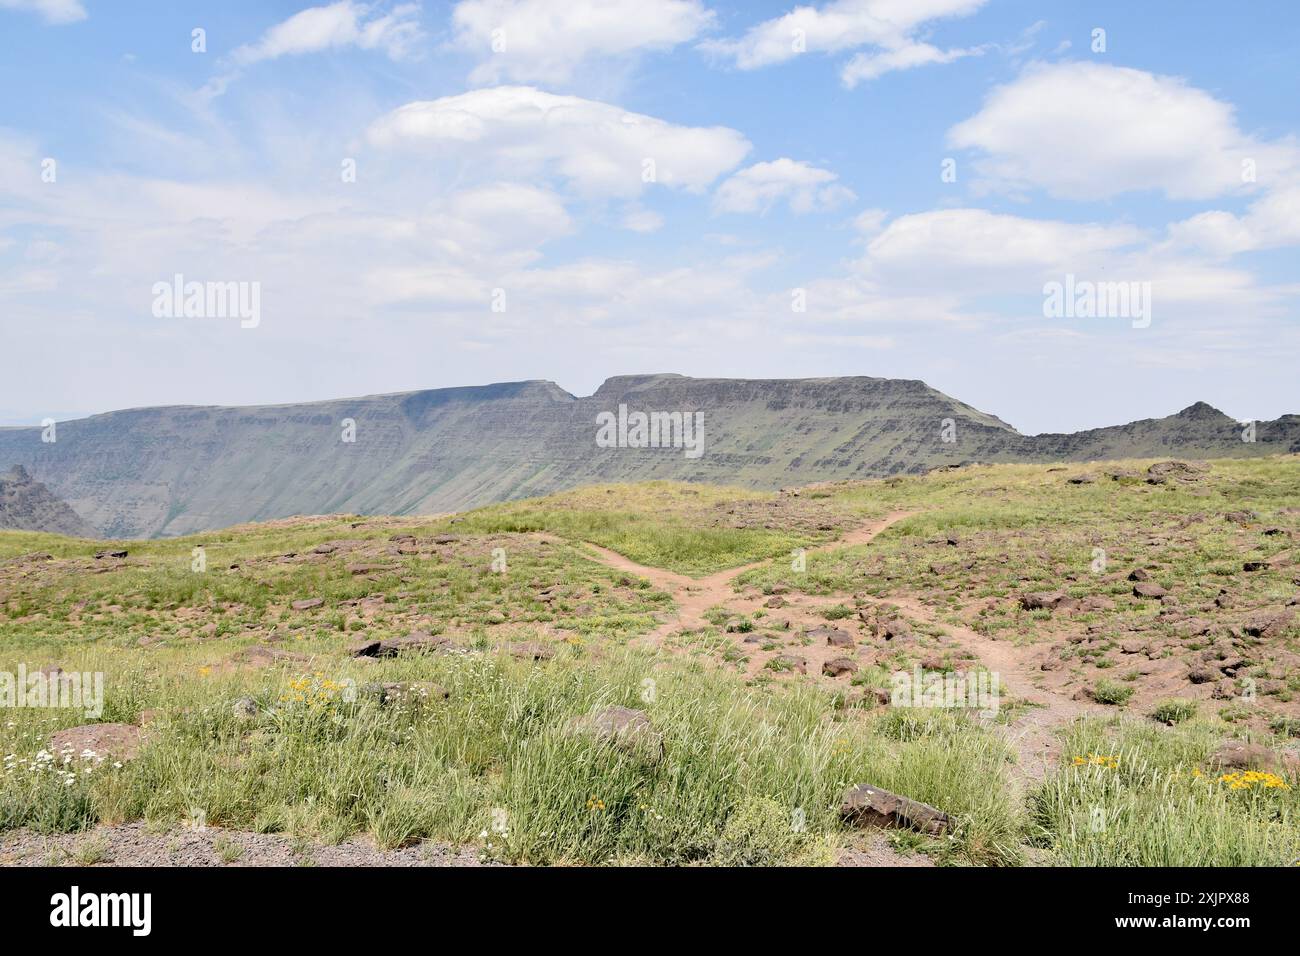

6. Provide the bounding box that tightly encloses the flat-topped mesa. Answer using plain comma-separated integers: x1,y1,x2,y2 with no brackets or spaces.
0,374,1294,538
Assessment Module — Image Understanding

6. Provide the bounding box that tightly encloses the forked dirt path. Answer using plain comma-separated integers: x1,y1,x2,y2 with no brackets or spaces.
864,594,1104,785
579,511,918,644
575,509,1105,787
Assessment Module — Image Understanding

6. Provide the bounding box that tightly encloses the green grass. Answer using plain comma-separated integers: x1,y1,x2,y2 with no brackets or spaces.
1152,699,1198,725
446,481,872,575
1030,718,1300,866
0,645,1019,865
1093,679,1135,707
3,456,1299,867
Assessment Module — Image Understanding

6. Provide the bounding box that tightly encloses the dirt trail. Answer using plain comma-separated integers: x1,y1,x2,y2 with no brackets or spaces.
580,511,918,644
865,594,1104,785
576,509,1105,786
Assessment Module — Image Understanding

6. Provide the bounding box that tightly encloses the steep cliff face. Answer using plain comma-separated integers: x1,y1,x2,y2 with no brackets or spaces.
0,465,95,537
0,375,1294,538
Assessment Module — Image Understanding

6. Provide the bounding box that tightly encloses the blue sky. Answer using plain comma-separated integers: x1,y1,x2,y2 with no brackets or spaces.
1,0,1297,433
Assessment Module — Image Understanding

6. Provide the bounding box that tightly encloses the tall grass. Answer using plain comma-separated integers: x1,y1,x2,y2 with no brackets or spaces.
1030,718,1300,866
0,647,1021,865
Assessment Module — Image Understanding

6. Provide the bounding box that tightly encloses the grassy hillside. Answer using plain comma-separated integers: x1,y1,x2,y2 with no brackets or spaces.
1,457,1298,866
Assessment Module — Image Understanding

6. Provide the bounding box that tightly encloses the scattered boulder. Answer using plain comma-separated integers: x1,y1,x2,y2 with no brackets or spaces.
508,641,555,662
433,534,460,545
312,543,337,554
232,697,259,719
1187,666,1218,684
1242,561,1266,573
1243,611,1293,639
764,596,788,609
346,563,398,576
382,631,450,655
823,657,857,678
1208,741,1285,773
360,681,449,708
291,598,324,611
352,631,452,658
233,646,310,667
48,723,143,763
1145,461,1207,485
840,784,950,836
1079,595,1115,612
1128,569,1151,582
1211,678,1237,700
94,549,128,560
807,626,853,648
1066,474,1096,485
1133,582,1168,599
569,706,663,765
1020,591,1071,611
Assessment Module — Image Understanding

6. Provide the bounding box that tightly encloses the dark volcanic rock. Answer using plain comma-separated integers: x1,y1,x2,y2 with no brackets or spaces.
840,784,950,835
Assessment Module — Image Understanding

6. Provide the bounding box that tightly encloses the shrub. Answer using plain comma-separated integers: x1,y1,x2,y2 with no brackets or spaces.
1151,699,1196,725
1093,680,1134,706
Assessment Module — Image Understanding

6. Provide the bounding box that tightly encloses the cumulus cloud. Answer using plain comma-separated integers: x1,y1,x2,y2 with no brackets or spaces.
1166,185,1300,257
713,158,855,214
230,1,423,66
857,207,1144,298
701,0,987,85
202,2,423,97
366,85,751,197
0,0,85,24
948,61,1300,201
451,0,713,83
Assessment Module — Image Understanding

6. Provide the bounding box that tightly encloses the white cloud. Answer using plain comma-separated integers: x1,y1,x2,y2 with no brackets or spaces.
865,207,1141,276
701,0,987,84
852,207,888,236
840,40,985,88
949,61,1300,200
452,0,713,84
842,206,1287,327
1166,185,1300,256
231,1,423,66
713,158,855,214
202,2,423,98
366,86,751,198
0,0,85,24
